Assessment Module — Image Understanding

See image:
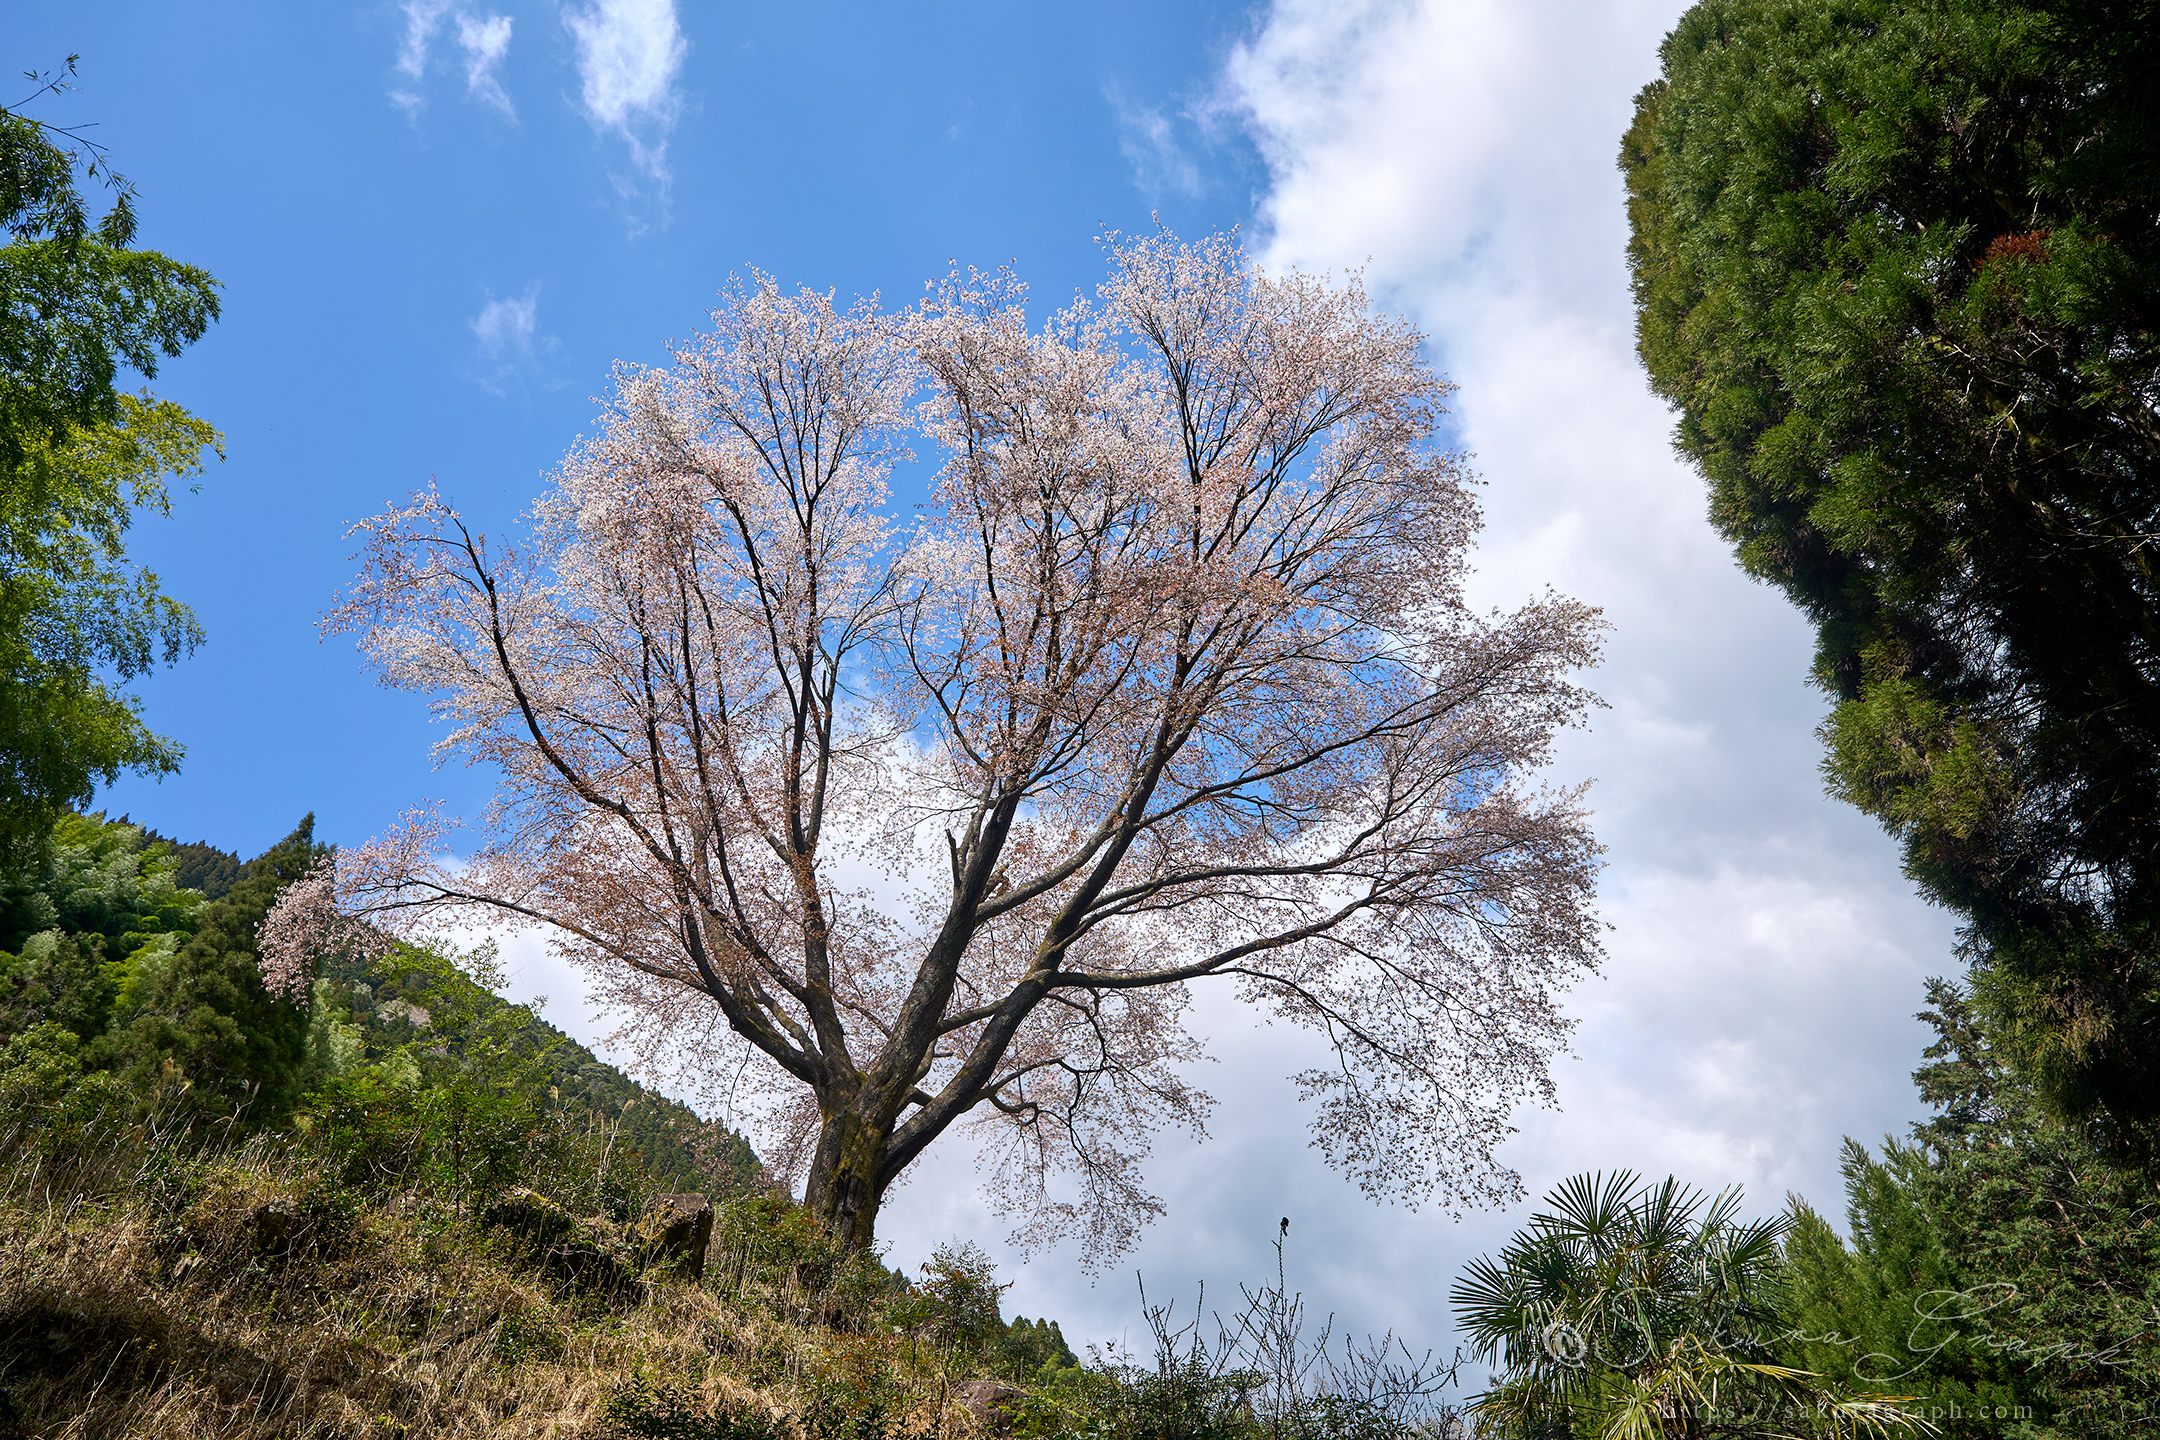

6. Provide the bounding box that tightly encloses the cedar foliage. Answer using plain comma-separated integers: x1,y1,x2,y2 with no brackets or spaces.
1623,0,2160,1148
1780,981,2160,1438
133,825,241,899
100,815,320,1120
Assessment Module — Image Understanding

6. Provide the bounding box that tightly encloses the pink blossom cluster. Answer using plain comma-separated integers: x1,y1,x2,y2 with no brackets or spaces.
255,855,394,1001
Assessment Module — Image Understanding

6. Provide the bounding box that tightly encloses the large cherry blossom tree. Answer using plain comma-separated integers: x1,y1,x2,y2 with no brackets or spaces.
265,231,1607,1261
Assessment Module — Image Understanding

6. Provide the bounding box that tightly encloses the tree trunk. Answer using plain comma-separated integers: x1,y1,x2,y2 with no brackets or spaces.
802,1101,892,1254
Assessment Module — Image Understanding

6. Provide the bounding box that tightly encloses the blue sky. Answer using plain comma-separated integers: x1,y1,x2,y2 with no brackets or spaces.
22,0,1265,859
22,0,1961,1365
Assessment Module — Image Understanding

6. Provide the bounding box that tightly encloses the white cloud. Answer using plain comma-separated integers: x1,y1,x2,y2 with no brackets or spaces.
458,13,516,118
562,0,686,181
388,0,515,119
1107,83,1203,200
389,0,451,114
471,287,537,354
469,283,563,395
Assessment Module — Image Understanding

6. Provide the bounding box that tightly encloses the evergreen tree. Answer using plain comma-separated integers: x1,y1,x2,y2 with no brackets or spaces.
1001,1316,1080,1379
133,826,241,899
1624,0,2160,1149
101,816,320,1121
1782,1142,2039,1437
1784,981,2160,1438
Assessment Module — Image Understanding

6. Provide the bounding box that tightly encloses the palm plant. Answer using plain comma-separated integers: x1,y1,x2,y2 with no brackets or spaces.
1451,1173,1929,1439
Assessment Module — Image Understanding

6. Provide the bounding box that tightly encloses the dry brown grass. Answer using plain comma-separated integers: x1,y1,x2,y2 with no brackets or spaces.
0,1122,981,1440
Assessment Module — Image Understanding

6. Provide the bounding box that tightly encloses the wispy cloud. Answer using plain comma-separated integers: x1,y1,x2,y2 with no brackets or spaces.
470,284,563,396
389,0,450,114
1104,78,1246,203
458,13,516,117
389,0,516,120
562,0,686,182
1110,92,1201,199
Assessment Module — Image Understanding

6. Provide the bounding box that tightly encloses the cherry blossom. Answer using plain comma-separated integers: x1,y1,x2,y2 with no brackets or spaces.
269,233,1607,1263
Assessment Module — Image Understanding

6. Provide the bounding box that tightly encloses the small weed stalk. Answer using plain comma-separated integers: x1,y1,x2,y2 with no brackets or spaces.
1128,1228,1469,1440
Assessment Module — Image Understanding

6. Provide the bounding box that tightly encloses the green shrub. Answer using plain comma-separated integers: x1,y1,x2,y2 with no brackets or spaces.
798,1394,904,1440
713,1190,845,1290
887,1241,1007,1358
0,1019,84,1109
489,1300,566,1364
1010,1362,1124,1440
0,1020,140,1168
596,1376,786,1440
1110,1349,1261,1440
303,1065,437,1190
277,1176,367,1262
1267,1397,1405,1440
301,1063,652,1218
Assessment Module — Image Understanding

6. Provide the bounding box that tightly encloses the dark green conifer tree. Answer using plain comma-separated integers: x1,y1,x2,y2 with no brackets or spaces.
134,828,241,899
1783,1143,2038,1436
1784,981,2160,1438
1624,0,2160,1148
101,816,321,1120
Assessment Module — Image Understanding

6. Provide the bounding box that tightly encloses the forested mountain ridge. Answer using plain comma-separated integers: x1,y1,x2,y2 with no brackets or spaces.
131,823,240,899
310,928,763,1198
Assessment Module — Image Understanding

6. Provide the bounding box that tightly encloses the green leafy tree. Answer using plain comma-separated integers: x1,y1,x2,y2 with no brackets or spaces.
1622,0,2160,1147
0,811,203,1042
892,1241,1011,1358
0,806,760,1215
2,59,220,462
101,816,320,1120
0,60,221,844
1453,1173,1925,1438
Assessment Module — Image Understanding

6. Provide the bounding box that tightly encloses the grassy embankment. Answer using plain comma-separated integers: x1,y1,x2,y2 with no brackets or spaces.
0,1099,1082,1439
